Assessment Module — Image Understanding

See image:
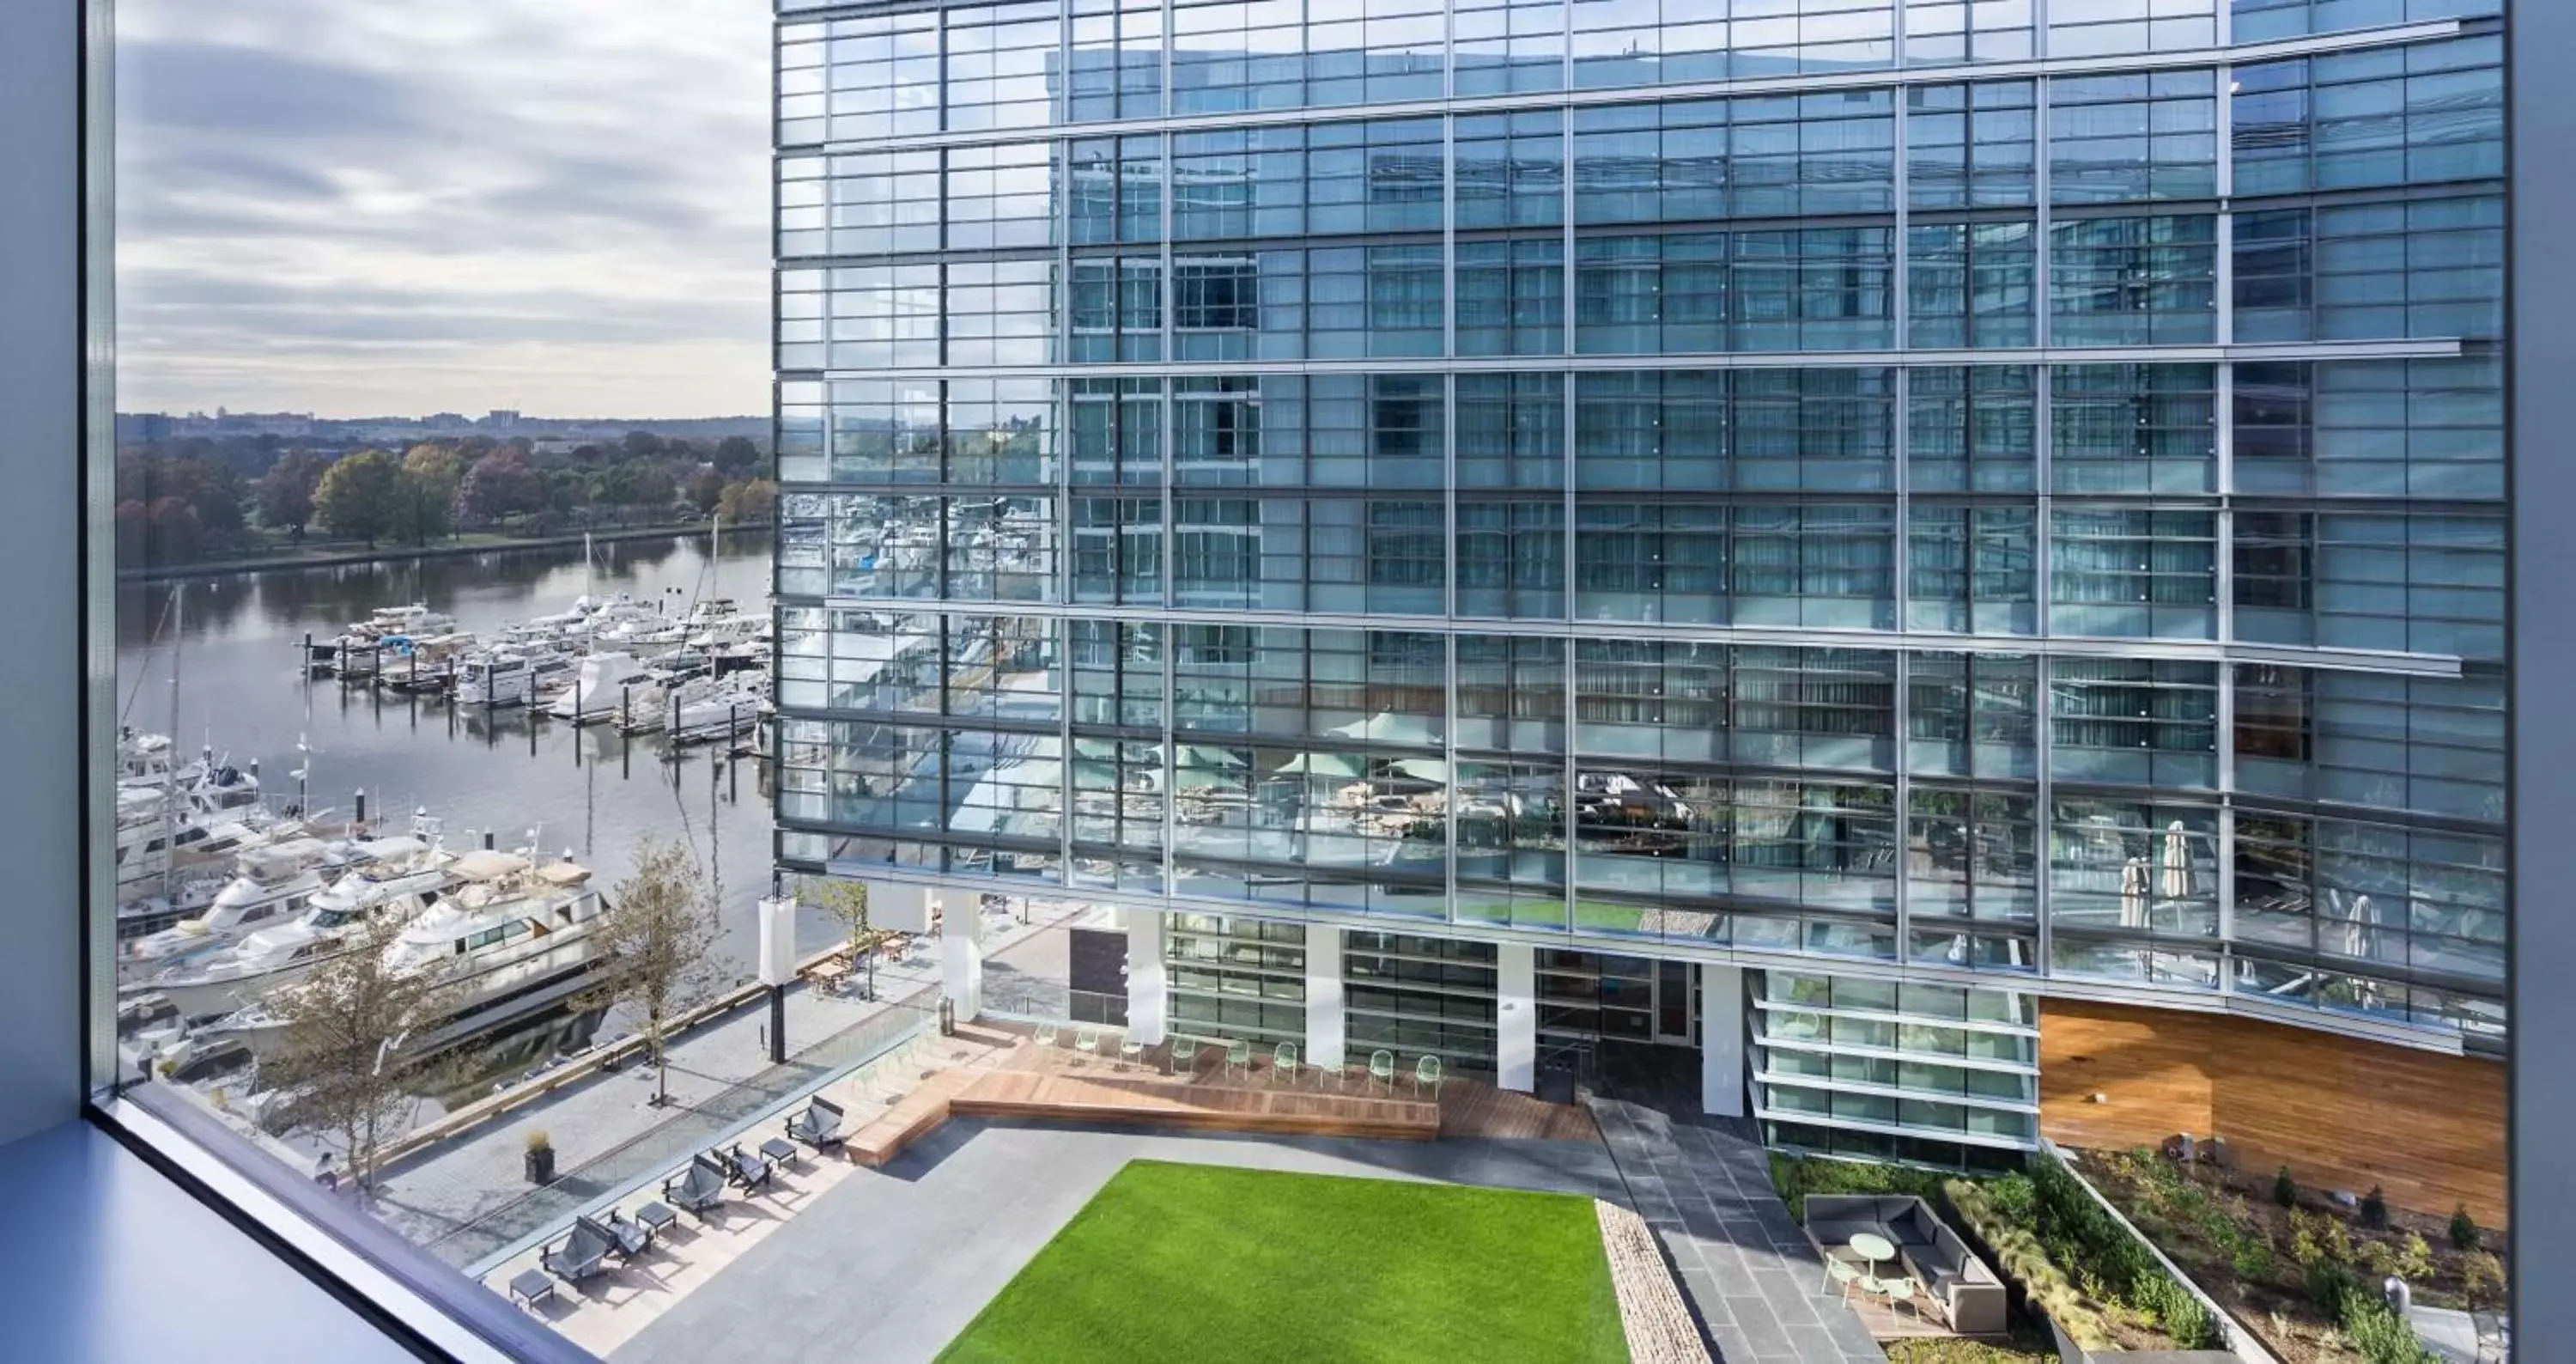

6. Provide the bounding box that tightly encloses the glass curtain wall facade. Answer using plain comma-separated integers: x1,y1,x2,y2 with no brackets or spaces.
773,0,2510,1092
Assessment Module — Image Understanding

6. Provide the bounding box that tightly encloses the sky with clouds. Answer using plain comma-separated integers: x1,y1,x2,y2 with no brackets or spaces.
116,0,772,418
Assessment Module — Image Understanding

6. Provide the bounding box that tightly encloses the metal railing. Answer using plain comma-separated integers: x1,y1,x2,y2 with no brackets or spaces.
437,982,936,1274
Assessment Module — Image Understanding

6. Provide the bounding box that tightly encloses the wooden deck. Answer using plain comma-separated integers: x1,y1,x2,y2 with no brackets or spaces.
829,1022,1599,1165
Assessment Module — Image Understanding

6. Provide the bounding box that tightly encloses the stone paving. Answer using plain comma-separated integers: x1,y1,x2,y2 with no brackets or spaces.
1589,1098,1886,1364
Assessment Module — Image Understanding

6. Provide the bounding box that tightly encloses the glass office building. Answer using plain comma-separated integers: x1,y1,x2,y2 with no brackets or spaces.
772,0,2507,1163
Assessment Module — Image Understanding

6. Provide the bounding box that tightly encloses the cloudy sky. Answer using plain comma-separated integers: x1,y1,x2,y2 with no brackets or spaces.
117,0,772,418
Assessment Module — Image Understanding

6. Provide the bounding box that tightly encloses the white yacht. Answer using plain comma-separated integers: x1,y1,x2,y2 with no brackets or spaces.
664,674,769,744
143,828,459,1021
324,604,459,673
117,729,262,813
453,647,577,708
120,836,352,975
213,852,605,1063
597,596,741,649
547,650,651,723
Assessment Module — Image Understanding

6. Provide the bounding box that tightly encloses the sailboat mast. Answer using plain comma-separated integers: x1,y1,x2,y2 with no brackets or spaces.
162,583,183,895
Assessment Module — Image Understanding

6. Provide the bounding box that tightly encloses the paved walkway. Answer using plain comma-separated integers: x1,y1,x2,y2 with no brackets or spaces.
371,901,1082,1260
611,1121,1627,1364
1589,1099,1886,1364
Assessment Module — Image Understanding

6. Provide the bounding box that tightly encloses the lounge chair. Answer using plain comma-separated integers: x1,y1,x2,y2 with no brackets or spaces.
662,1154,728,1221
541,1218,614,1284
1273,1040,1300,1086
720,1142,773,1191
1369,1049,1395,1093
786,1094,846,1149
586,1212,649,1262
1414,1053,1443,1099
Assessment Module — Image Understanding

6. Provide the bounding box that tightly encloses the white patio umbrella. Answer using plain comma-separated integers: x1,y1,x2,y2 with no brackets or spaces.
2119,856,2149,928
2160,820,2193,899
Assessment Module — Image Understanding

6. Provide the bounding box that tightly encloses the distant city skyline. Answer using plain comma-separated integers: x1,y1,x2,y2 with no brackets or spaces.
115,0,770,417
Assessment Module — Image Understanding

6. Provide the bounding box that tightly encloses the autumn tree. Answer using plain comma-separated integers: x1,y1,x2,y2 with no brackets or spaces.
393,445,466,545
711,435,762,478
716,478,777,526
454,448,545,526
255,449,331,539
258,912,457,1193
684,466,726,515
582,836,720,1108
313,449,403,547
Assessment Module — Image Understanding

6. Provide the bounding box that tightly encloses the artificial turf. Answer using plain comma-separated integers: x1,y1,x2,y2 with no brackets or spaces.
936,1160,1631,1364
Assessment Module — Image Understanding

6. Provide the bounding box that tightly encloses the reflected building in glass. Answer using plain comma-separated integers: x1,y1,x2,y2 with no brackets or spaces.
774,0,2509,1168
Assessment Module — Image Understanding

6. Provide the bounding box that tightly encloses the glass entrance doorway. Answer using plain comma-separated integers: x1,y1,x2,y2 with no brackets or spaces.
1654,959,1696,1046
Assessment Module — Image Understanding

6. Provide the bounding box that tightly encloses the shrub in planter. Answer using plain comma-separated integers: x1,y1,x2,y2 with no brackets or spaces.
523,1130,556,1185
2233,1239,2277,1286
2394,1233,2435,1282
2462,1251,2506,1310
2360,1184,2389,1230
2274,1165,2300,1209
2306,1257,2359,1314
2450,1204,2481,1251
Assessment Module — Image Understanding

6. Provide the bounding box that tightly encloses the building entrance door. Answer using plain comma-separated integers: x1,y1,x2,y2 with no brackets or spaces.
1653,959,1696,1046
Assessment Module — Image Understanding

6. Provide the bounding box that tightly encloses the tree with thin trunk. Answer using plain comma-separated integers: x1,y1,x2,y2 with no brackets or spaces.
258,911,458,1195
811,876,877,1001
582,836,720,1107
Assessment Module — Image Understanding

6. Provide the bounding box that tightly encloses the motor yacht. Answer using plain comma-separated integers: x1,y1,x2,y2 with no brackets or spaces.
546,650,652,723
212,851,605,1063
144,827,459,1020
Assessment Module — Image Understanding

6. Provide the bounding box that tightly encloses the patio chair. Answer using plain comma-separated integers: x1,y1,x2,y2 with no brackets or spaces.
1368,1049,1396,1093
1880,1276,1923,1324
1033,1020,1059,1049
1120,1033,1147,1069
1823,1255,1863,1300
1414,1054,1443,1099
1168,1037,1200,1076
1224,1038,1252,1080
1074,1027,1102,1063
662,1154,729,1221
720,1142,773,1192
540,1218,614,1284
587,1211,650,1262
1273,1040,1300,1086
785,1094,846,1149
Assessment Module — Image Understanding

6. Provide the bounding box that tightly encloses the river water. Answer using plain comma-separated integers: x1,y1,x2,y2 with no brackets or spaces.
115,533,818,1087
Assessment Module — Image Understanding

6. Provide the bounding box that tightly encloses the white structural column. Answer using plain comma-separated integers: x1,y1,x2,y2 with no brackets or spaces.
1700,964,1747,1119
1126,909,1168,1044
1497,941,1536,1093
939,890,984,1020
1303,923,1346,1069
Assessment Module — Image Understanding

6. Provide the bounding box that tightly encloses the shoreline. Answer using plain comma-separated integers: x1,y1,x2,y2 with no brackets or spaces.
117,520,775,582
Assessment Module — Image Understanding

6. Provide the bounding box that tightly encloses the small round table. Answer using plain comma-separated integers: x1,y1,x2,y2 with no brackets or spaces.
1847,1232,1898,1283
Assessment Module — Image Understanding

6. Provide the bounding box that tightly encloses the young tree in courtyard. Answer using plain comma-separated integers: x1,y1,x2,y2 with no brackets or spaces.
810,877,878,1000
313,449,403,547
582,836,720,1108
258,912,457,1194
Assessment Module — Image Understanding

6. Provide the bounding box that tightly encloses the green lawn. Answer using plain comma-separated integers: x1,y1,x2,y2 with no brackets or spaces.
937,1160,1631,1364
